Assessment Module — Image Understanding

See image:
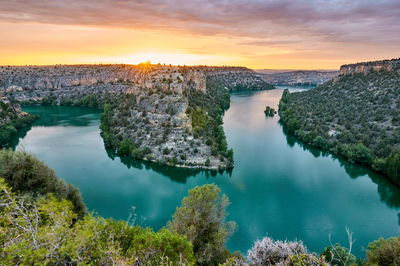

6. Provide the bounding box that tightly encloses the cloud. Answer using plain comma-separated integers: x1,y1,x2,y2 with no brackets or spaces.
0,0,399,68
0,0,399,44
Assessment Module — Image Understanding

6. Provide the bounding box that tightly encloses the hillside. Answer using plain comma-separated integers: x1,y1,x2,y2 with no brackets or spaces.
0,64,273,169
259,70,338,86
279,59,400,184
0,97,37,147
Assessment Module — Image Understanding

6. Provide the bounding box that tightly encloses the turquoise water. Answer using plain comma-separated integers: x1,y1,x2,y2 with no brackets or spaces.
16,87,400,257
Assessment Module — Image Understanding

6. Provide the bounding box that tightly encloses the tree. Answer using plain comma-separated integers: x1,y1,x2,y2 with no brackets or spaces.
264,106,276,117
286,118,300,134
118,138,134,156
313,136,329,150
168,184,235,265
365,237,400,266
350,143,374,165
384,153,400,184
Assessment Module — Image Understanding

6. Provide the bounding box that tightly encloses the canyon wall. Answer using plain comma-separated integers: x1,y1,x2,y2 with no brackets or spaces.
339,58,400,76
0,64,270,102
259,70,338,86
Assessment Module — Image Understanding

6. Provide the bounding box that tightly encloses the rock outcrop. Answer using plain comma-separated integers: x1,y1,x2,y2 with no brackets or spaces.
259,70,338,86
0,64,270,99
339,58,400,76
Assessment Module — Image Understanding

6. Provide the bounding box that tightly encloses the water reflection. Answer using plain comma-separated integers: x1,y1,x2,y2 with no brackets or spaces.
281,123,400,209
24,105,101,127
105,147,233,183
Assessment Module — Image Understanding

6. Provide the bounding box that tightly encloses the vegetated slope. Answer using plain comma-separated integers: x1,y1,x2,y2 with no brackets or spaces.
279,60,400,184
0,177,194,265
0,149,85,217
1,64,274,169
0,98,37,147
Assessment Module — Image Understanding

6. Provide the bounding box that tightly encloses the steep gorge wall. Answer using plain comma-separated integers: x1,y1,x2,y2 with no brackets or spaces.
339,58,400,76
0,64,270,101
0,64,204,100
259,70,338,86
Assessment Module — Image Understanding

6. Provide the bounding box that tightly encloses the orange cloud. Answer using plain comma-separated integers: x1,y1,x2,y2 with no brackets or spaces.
0,0,399,69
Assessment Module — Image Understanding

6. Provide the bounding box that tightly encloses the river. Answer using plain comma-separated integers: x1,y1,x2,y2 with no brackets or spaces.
15,86,400,257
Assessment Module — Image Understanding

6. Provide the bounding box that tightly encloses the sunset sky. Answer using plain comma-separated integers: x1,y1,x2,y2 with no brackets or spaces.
0,0,399,69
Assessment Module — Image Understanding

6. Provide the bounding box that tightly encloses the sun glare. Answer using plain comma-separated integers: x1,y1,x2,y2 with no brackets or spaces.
87,51,237,66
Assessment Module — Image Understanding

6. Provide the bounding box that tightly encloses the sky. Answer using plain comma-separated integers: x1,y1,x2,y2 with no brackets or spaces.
0,0,399,69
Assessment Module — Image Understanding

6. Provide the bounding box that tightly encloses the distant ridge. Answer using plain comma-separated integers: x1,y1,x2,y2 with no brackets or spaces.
340,58,400,75
254,69,337,75
257,70,339,86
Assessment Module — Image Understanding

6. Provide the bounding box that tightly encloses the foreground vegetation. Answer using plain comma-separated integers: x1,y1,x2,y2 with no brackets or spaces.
1,150,399,265
0,179,195,265
0,149,85,217
279,70,400,185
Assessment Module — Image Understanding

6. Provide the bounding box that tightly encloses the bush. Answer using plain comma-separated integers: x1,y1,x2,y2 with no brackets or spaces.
118,138,134,156
264,106,276,117
313,136,329,150
247,236,308,265
349,143,374,165
321,244,357,266
365,237,400,266
0,149,85,217
384,153,400,184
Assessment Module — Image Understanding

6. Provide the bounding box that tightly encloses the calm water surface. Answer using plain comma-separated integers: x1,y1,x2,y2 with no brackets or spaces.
16,87,400,257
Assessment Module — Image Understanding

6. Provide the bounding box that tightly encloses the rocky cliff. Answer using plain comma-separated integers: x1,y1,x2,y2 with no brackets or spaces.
259,70,338,86
0,64,273,169
0,64,270,99
339,58,400,76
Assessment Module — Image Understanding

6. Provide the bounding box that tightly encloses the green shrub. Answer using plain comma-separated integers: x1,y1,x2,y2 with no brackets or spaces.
365,237,400,266
0,149,85,217
321,244,357,266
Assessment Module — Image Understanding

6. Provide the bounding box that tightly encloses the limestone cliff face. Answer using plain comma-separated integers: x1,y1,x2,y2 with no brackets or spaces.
0,64,269,101
204,67,272,90
0,64,203,97
339,58,400,76
259,70,338,86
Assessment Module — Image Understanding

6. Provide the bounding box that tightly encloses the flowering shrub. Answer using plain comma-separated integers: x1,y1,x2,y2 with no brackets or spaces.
247,236,307,265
